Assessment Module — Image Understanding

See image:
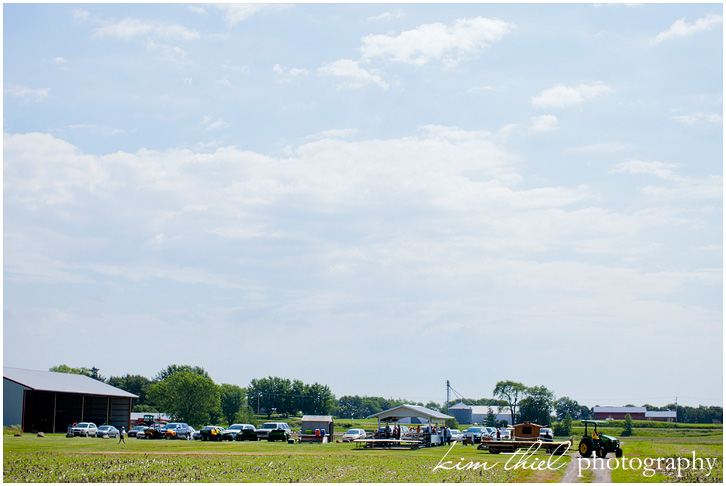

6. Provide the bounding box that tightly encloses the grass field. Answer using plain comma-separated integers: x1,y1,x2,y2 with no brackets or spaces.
3,424,722,482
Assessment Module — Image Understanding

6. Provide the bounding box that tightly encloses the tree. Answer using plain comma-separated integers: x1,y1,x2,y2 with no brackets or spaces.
553,413,573,436
622,413,634,436
247,376,293,418
337,395,365,418
148,371,220,427
107,374,153,406
302,383,335,415
579,406,593,420
425,401,443,413
132,404,158,413
485,407,498,427
49,364,105,381
555,396,581,421
154,364,209,382
493,381,526,425
220,384,246,426
518,386,555,425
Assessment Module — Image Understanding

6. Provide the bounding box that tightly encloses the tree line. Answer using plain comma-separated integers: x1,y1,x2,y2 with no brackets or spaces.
48,365,723,427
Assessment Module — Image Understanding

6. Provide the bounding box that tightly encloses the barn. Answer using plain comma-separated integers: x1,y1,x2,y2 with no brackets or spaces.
4,366,137,433
593,406,647,420
447,401,512,425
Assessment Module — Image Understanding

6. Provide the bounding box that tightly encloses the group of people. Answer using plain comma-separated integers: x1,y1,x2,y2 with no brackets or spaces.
379,423,455,446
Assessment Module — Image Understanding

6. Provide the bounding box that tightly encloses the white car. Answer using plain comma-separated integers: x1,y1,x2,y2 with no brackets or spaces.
449,429,463,442
71,422,98,437
342,428,367,442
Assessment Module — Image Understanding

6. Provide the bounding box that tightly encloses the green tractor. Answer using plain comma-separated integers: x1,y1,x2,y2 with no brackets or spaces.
578,420,623,458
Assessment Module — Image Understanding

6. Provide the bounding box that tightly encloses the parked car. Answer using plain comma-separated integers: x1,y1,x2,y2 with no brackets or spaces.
341,428,367,442
540,427,554,442
128,425,147,438
498,428,512,440
463,426,486,444
71,422,98,437
95,425,119,438
376,424,409,438
482,427,498,440
255,422,293,441
192,429,202,440
144,424,168,439
199,425,226,441
164,423,194,440
221,424,257,441
449,429,463,442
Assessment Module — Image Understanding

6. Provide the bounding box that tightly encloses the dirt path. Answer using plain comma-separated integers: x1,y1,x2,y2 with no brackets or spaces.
561,454,612,483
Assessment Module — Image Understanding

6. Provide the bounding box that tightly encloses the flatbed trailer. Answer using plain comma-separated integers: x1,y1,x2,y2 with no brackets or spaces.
353,438,423,450
478,439,570,455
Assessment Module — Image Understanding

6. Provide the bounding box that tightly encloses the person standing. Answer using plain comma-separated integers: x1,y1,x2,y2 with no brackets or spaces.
118,426,126,444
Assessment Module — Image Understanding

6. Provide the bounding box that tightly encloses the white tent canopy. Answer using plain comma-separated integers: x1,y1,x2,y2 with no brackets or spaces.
367,404,453,428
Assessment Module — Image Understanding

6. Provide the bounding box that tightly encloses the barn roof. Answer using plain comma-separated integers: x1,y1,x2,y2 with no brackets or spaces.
367,404,453,421
645,411,677,418
593,406,646,413
3,367,137,398
301,415,334,422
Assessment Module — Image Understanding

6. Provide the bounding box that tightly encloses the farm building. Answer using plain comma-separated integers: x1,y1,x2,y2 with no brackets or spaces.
593,406,647,420
447,401,512,425
4,366,137,433
593,406,676,422
299,415,334,443
644,411,677,422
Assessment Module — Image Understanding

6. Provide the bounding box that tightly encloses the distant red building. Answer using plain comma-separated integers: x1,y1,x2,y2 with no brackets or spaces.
593,406,676,422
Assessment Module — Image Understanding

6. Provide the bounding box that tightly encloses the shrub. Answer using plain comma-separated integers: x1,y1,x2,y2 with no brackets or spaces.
4,425,22,435
622,414,634,436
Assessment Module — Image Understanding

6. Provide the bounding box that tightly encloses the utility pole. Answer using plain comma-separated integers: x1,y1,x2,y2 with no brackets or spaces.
446,380,450,413
674,396,678,424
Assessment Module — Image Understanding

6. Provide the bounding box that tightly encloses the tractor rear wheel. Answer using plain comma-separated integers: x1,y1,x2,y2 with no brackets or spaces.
579,440,593,458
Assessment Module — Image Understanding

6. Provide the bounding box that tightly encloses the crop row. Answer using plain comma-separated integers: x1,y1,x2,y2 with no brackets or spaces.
4,452,519,483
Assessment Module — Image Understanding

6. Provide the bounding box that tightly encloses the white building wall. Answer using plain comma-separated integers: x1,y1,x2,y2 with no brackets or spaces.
3,378,27,426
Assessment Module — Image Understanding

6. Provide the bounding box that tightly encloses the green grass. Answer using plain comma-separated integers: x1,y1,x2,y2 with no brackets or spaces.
3,434,567,482
5,427,721,483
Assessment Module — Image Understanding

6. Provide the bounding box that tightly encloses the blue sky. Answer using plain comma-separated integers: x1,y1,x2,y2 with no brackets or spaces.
4,3,722,408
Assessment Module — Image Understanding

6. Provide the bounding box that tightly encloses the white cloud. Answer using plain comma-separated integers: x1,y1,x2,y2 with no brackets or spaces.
610,159,722,201
4,84,50,103
146,40,191,65
73,9,89,22
202,116,230,131
651,14,723,44
611,159,682,180
468,85,495,94
304,128,358,141
93,18,200,40
567,141,631,153
188,5,207,15
368,10,405,22
529,114,558,133
318,59,389,90
360,17,514,66
215,4,288,27
671,112,723,125
531,82,614,109
273,64,310,83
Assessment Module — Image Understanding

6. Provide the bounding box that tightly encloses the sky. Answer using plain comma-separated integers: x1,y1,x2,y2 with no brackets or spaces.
3,3,723,409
